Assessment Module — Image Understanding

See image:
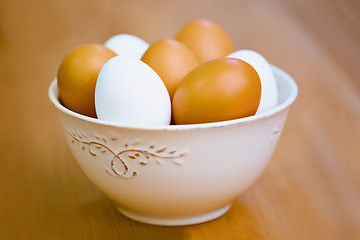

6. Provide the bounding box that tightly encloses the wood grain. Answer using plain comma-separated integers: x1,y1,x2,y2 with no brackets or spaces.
1,0,359,239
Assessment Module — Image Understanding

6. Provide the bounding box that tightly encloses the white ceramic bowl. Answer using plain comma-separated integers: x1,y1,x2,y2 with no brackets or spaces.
48,65,297,226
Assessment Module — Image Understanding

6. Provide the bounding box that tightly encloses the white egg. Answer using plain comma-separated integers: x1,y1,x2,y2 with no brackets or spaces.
227,50,278,114
95,56,171,126
104,34,149,59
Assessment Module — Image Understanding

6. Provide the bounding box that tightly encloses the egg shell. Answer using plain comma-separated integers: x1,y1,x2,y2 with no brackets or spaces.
57,43,117,118
141,39,199,99
172,58,261,124
104,34,149,59
175,19,234,64
95,56,171,126
227,50,278,114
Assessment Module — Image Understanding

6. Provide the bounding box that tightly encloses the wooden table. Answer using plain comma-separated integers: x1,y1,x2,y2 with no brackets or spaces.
1,0,359,239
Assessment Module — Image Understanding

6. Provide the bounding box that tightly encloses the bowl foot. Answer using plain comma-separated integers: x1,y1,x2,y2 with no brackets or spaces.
116,204,232,226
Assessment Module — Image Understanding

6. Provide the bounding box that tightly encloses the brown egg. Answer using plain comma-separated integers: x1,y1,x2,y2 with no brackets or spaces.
57,43,117,118
141,39,199,99
175,19,234,64
172,58,261,124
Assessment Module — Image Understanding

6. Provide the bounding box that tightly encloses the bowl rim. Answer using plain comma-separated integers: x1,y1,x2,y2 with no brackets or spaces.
48,65,298,131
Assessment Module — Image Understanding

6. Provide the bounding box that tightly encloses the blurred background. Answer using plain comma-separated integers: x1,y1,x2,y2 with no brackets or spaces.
2,0,358,87
1,0,359,239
